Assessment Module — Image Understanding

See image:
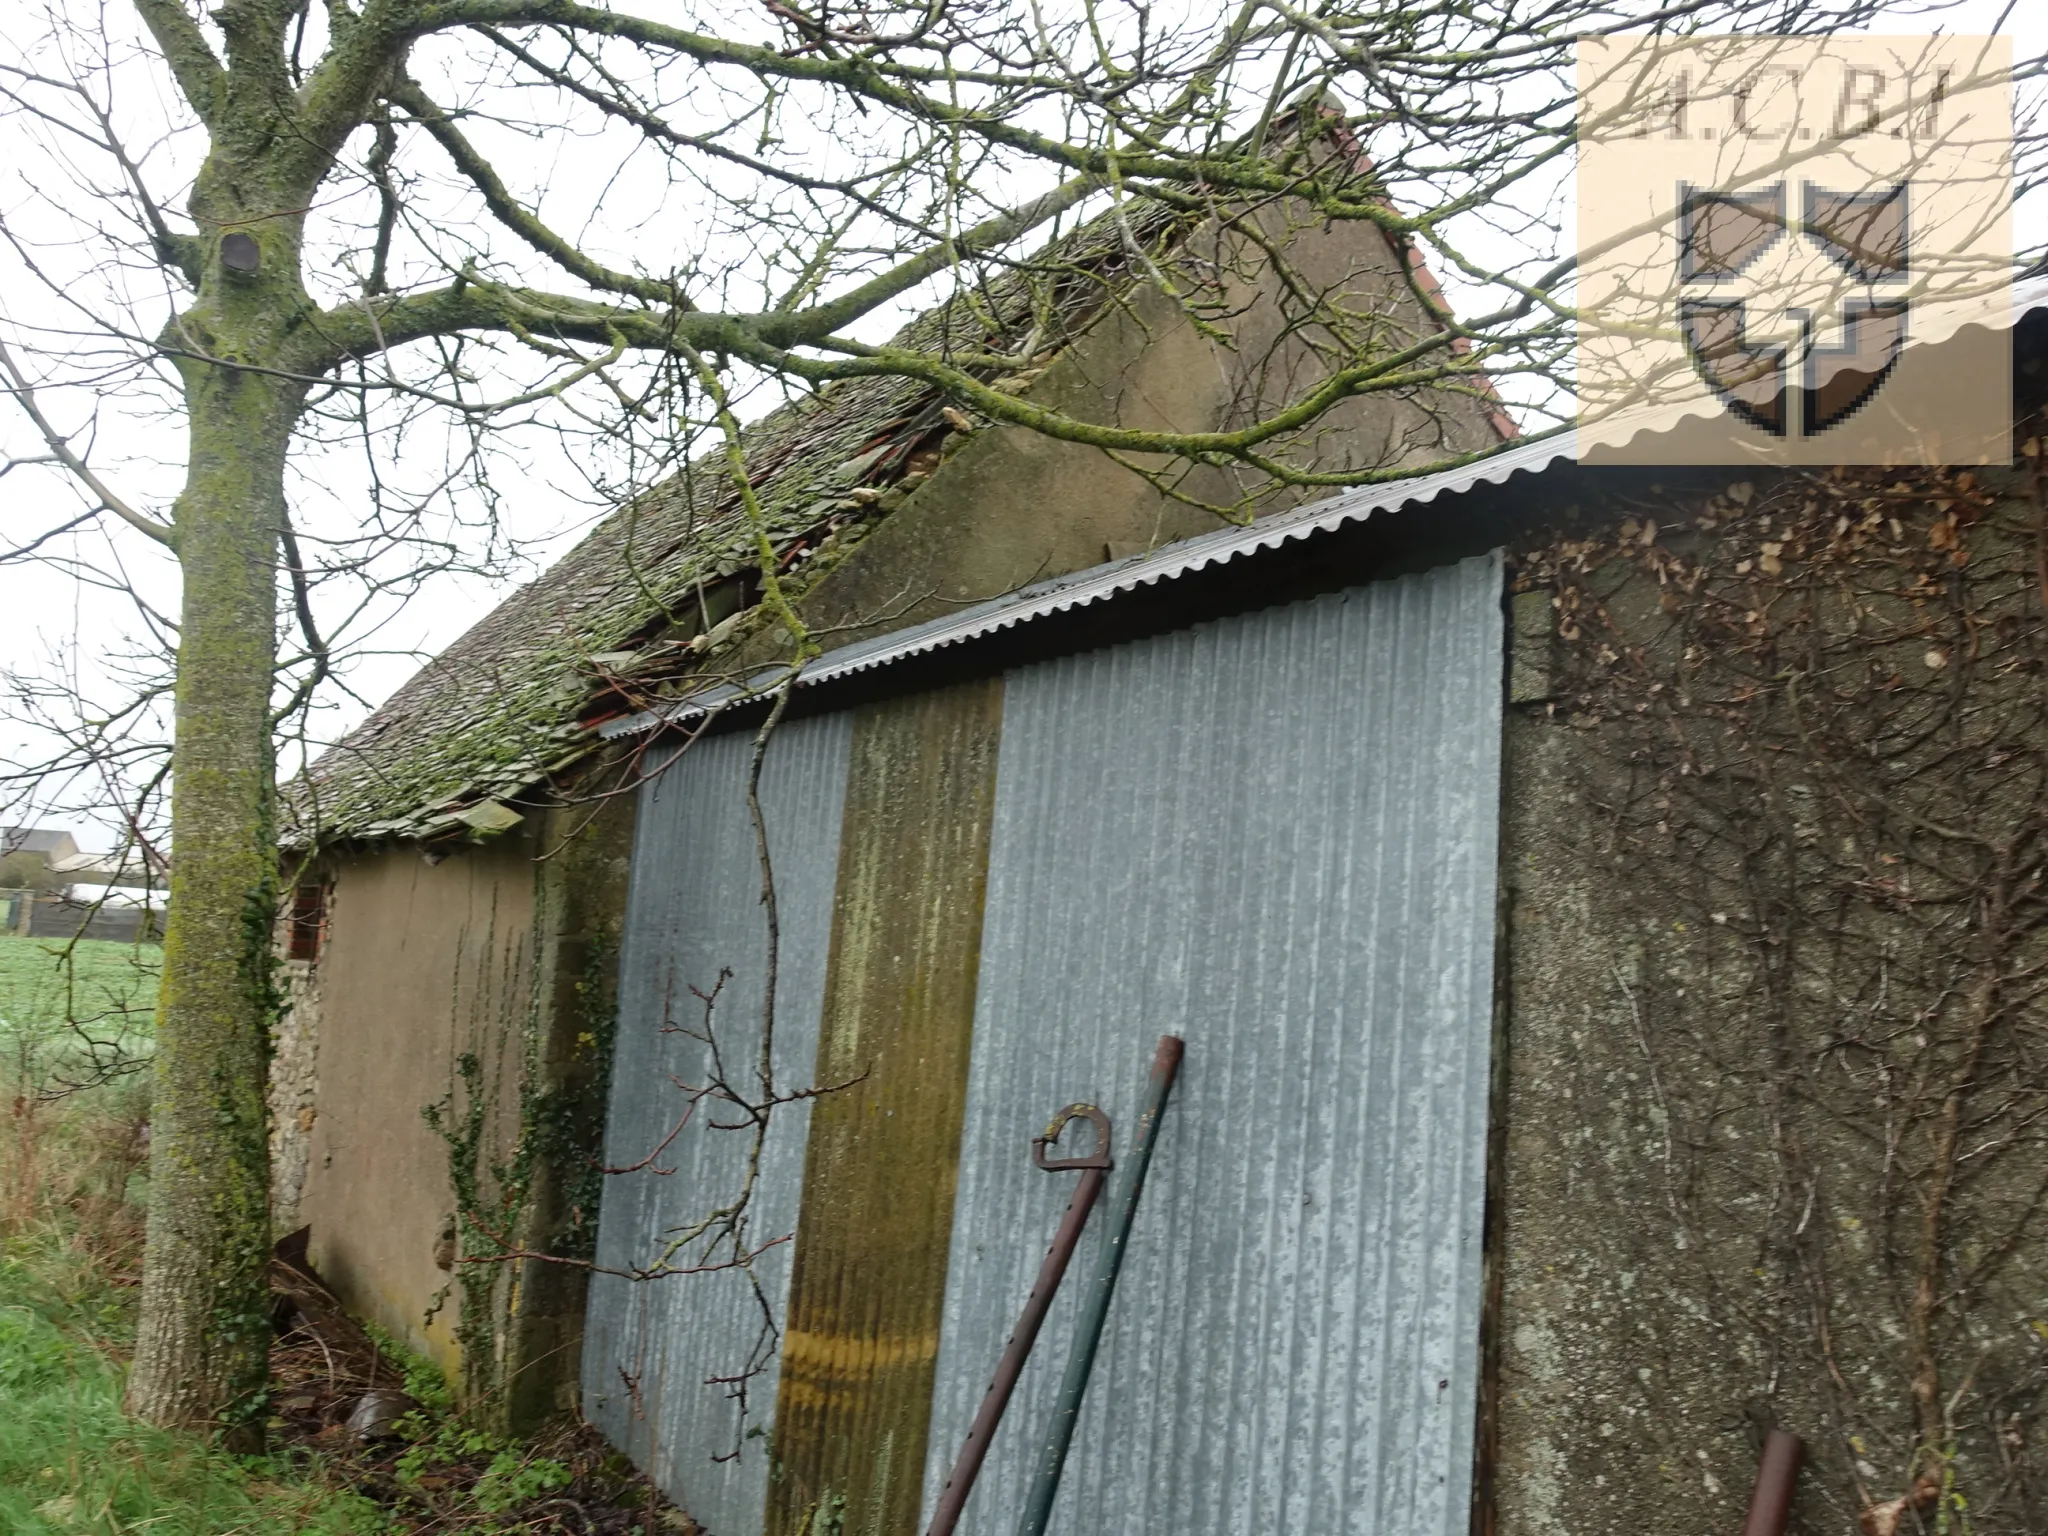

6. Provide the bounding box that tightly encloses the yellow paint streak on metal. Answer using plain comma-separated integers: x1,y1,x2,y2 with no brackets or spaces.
767,679,1003,1536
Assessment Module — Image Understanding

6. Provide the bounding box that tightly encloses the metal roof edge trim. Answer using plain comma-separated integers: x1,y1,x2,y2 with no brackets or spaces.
603,274,2048,741
602,429,1571,739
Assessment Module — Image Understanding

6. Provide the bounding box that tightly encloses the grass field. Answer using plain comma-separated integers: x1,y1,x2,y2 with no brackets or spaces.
0,935,161,1094
0,934,657,1532
0,1178,387,1536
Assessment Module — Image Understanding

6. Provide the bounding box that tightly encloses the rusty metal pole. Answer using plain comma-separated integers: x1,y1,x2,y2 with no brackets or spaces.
1014,1035,1184,1536
1740,1429,1804,1536
925,1105,1113,1536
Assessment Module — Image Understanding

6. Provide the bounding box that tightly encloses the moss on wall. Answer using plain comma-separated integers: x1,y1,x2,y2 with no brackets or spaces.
766,680,1003,1536
499,798,638,1429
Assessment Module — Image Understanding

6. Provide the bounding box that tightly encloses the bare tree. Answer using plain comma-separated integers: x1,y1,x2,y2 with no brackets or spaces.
0,0,2034,1445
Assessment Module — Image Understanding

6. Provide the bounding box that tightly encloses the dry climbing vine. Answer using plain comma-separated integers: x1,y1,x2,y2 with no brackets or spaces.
1513,453,2048,1535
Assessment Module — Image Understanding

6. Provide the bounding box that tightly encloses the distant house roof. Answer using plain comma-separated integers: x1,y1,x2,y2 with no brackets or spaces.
294,198,1510,847
2,827,80,861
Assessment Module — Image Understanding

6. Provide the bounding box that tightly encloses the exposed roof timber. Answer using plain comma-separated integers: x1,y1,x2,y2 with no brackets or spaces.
607,276,2048,740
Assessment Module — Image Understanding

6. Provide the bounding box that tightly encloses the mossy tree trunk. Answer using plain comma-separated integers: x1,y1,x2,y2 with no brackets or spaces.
127,365,298,1442
124,70,316,1435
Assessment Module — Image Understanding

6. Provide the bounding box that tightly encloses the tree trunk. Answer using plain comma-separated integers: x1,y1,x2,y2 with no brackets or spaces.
126,353,302,1445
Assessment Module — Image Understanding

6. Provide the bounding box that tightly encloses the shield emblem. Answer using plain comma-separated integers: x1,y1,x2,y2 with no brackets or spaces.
1676,180,1910,439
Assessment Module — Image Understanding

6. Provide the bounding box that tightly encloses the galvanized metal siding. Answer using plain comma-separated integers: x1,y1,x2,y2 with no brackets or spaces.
767,682,1005,1536
921,553,1503,1536
583,715,852,1536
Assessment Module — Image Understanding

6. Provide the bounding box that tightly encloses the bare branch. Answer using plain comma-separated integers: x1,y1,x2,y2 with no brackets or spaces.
386,71,692,308
0,335,177,547
130,0,227,122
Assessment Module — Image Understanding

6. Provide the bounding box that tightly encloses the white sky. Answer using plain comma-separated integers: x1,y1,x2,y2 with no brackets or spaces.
1,0,2042,851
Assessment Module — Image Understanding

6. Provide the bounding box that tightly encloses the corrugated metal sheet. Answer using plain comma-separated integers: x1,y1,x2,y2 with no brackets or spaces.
605,271,2048,744
582,714,853,1536
767,681,1005,1536
920,554,1504,1536
602,442,1552,738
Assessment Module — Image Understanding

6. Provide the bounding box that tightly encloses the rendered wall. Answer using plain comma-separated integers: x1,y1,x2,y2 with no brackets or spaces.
788,214,1508,654
1495,467,2048,1536
294,793,633,1414
299,834,537,1376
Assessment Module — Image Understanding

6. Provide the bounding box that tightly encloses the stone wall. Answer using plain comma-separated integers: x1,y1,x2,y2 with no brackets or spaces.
268,954,320,1231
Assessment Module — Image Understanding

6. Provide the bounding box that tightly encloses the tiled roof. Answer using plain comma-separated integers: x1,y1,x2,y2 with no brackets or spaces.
292,213,1182,843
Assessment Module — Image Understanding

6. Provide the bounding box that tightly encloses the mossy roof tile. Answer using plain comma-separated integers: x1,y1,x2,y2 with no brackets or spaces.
294,216,1171,844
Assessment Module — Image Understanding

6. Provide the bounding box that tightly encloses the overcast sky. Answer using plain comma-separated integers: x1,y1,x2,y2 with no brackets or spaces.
3,0,2042,851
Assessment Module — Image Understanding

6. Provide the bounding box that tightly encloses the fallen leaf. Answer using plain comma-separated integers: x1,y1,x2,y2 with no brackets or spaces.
1860,1477,1941,1536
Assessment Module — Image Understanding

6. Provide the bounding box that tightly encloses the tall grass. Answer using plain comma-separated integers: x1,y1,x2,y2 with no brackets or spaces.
0,950,387,1535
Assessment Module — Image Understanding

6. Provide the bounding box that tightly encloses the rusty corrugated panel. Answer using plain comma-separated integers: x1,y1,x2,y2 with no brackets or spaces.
767,679,1005,1536
920,554,1504,1536
581,714,852,1536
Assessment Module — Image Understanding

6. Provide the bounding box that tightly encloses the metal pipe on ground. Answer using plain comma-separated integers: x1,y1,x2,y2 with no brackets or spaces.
1014,1034,1185,1536
925,1104,1113,1536
1741,1428,1803,1536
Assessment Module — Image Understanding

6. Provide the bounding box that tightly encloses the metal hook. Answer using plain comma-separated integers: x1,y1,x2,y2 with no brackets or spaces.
1032,1103,1112,1171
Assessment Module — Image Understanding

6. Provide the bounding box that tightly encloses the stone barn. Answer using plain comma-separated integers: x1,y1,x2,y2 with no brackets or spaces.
277,201,1509,1427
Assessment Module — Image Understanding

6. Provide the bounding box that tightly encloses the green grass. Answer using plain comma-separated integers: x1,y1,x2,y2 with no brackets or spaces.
0,1028,390,1536
0,936,161,1093
0,1247,388,1535
0,943,638,1534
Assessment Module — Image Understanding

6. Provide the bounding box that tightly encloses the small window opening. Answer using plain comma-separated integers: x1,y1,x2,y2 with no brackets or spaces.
287,882,327,962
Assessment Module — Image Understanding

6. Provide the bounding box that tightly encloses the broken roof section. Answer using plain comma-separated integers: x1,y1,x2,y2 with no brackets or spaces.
293,198,1514,847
